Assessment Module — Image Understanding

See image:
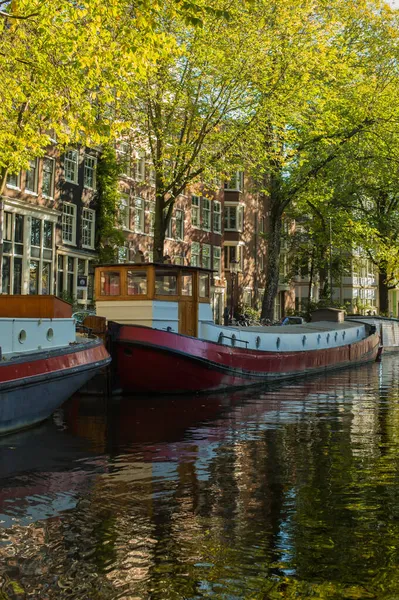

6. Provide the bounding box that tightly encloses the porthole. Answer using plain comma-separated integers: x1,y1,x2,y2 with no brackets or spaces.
342,331,346,340
46,328,54,341
231,334,236,347
256,336,261,349
357,329,359,337
302,335,307,347
218,332,224,344
326,333,330,343
334,332,338,342
18,330,26,344
276,337,281,350
317,334,321,344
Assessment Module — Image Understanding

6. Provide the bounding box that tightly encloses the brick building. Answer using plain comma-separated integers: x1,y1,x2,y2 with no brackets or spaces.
1,144,295,321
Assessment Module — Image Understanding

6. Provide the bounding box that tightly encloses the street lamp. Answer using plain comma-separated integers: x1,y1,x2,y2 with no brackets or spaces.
230,259,239,321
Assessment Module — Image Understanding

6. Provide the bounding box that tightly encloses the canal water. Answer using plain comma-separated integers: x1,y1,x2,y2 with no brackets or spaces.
1,357,399,599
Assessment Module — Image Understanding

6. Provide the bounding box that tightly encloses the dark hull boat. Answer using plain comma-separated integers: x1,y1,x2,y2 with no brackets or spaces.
94,263,380,396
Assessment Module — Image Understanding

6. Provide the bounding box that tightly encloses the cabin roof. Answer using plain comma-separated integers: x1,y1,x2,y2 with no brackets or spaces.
94,262,214,273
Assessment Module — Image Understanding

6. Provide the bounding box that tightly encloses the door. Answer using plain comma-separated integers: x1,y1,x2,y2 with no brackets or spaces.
179,272,198,337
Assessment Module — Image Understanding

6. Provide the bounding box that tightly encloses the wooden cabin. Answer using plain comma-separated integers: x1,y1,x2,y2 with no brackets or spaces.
94,263,213,337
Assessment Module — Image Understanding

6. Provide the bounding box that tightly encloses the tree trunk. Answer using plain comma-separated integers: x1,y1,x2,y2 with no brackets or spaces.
153,188,165,263
0,166,7,295
379,270,389,314
307,248,315,318
261,209,283,321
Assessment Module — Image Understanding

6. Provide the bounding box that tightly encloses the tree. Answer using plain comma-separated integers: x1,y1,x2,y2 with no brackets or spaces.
249,0,399,320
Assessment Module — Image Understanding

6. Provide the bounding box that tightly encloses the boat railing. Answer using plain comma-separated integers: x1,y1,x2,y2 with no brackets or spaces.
218,332,249,348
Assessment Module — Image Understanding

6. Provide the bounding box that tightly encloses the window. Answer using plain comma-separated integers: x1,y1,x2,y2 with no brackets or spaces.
29,218,54,294
25,159,38,193
175,209,184,240
165,215,173,238
127,270,147,295
149,167,156,186
181,274,193,296
202,198,211,231
202,244,211,269
260,216,266,234
84,155,97,190
191,242,200,267
117,142,131,177
2,212,24,295
100,271,120,296
133,197,144,232
7,171,20,189
174,255,185,266
29,261,39,294
224,205,244,231
155,270,177,295
146,200,155,235
64,150,79,184
62,202,77,245
213,246,221,276
213,201,221,233
42,158,55,198
225,170,244,191
191,196,200,228
119,194,130,230
118,245,128,263
135,152,146,182
82,208,95,249
199,273,210,298
224,245,243,271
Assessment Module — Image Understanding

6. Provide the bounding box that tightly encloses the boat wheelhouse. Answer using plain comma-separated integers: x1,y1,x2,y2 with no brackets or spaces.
95,263,380,395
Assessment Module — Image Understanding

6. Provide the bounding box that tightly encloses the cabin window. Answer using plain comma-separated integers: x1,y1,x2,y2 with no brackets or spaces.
199,273,210,298
155,270,177,295
181,274,193,296
100,271,120,296
127,270,147,295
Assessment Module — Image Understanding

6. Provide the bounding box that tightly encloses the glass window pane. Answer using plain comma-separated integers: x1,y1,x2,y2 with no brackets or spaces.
13,257,22,294
100,271,120,296
15,214,24,244
43,221,53,249
29,261,39,294
2,256,10,294
127,271,147,295
181,274,193,296
42,263,51,295
31,218,41,246
155,270,177,295
199,273,210,298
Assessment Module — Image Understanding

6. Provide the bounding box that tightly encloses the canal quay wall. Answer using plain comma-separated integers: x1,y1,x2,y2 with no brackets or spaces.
347,316,399,353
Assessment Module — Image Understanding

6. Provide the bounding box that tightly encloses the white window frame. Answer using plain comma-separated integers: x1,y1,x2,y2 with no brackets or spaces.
119,194,131,230
191,196,200,228
224,204,244,232
62,202,77,245
25,158,38,194
84,155,97,190
175,209,184,240
165,215,173,239
224,170,244,192
42,157,55,198
213,201,221,233
6,171,20,190
146,200,155,236
224,244,243,272
117,142,132,178
81,208,96,249
64,150,79,184
201,197,211,231
133,197,144,233
202,243,211,269
135,151,146,182
213,246,221,276
191,242,200,267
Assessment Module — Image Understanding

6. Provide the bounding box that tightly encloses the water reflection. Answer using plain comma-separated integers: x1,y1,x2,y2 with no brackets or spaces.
1,358,399,598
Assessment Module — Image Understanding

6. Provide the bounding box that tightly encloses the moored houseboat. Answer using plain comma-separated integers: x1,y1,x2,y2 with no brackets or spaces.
0,295,111,434
94,263,380,395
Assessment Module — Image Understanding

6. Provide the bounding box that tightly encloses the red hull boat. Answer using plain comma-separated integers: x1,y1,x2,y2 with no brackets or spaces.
111,322,380,394
95,263,380,396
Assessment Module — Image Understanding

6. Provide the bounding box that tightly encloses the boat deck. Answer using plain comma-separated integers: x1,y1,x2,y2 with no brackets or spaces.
227,321,363,334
